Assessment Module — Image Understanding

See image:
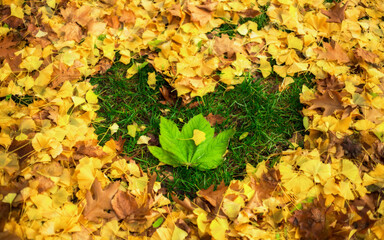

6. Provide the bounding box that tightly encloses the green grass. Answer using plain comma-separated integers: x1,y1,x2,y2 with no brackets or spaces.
89,4,313,199
90,59,312,199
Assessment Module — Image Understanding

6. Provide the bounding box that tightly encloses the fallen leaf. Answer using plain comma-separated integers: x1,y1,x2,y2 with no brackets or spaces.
191,129,206,146
308,90,344,116
111,190,138,220
316,41,350,64
205,113,224,127
83,179,119,222
321,1,349,23
137,135,151,145
197,181,227,208
187,1,217,26
109,123,119,135
354,48,379,64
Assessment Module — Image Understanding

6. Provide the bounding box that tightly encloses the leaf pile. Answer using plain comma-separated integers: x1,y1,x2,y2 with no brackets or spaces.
1,0,384,239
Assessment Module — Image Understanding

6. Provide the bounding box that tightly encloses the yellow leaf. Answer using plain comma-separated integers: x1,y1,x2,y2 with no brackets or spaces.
283,174,314,195
60,50,80,66
239,132,249,140
324,178,340,195
35,30,48,38
192,129,206,146
119,50,131,64
51,188,69,208
35,64,53,87
354,119,375,131
232,53,251,76
154,57,170,71
2,193,16,204
373,122,384,142
137,135,151,145
127,122,138,137
86,90,98,104
147,72,157,90
0,26,10,36
0,63,12,81
172,226,188,240
109,123,119,135
287,33,303,50
300,159,332,184
339,180,355,200
19,56,43,72
196,208,209,233
47,0,56,8
102,43,115,61
273,65,288,78
75,157,102,190
287,62,308,75
220,67,238,85
222,198,242,220
126,64,138,78
341,159,362,184
279,77,294,91
237,23,249,35
10,4,24,19
210,217,228,240
71,96,86,107
259,57,272,78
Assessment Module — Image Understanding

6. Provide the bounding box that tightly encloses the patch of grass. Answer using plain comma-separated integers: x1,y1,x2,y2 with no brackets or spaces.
90,59,312,199
1,94,35,106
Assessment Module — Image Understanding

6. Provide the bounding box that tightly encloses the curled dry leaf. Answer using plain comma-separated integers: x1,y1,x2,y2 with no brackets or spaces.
83,179,120,222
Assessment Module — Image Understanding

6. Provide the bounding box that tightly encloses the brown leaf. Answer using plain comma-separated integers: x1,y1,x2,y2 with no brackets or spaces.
308,90,344,116
187,0,217,26
321,1,349,23
349,194,377,231
168,4,182,18
197,181,227,208
32,162,63,177
159,86,177,106
289,196,350,240
8,139,34,167
341,136,362,159
171,194,196,212
0,232,21,240
119,9,136,26
214,34,242,59
104,15,120,29
205,113,224,127
83,179,119,222
61,22,83,42
51,62,81,89
115,136,126,154
176,219,191,235
246,169,281,211
74,140,107,160
316,41,350,64
354,48,379,64
0,6,24,29
187,101,202,109
94,57,113,74
33,175,55,193
316,75,345,94
111,190,138,220
239,8,261,18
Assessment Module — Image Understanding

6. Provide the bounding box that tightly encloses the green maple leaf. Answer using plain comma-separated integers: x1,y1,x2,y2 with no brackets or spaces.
148,114,234,170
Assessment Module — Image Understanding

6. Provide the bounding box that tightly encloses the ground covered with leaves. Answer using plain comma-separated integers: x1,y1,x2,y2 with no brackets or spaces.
1,0,384,239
